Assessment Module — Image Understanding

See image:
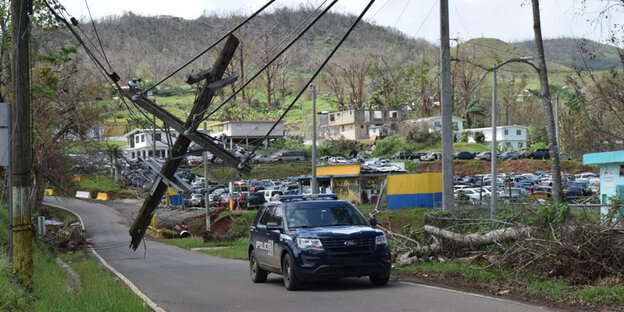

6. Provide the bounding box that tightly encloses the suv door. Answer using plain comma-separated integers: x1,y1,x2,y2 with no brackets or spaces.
265,206,284,269
253,206,274,266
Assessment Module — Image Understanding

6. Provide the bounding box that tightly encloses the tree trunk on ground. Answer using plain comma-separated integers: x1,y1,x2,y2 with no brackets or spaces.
397,225,531,265
531,0,562,202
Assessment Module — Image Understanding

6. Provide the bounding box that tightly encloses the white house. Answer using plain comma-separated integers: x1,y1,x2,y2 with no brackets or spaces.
123,128,179,161
320,109,402,140
404,115,464,133
208,120,285,149
466,125,528,151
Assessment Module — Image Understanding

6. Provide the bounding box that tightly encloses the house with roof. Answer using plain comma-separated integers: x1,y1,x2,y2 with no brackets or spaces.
319,109,402,140
466,125,528,151
123,128,179,161
208,120,284,149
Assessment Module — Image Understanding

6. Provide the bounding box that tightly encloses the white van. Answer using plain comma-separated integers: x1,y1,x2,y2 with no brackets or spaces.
271,150,305,161
258,189,284,202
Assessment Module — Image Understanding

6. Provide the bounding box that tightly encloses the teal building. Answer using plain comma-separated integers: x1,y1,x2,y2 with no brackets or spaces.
583,150,624,218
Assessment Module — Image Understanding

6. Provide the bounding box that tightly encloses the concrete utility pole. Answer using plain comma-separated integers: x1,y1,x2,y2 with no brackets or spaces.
440,0,455,214
11,0,33,288
310,83,317,195
554,86,568,152
204,123,210,231
490,68,498,218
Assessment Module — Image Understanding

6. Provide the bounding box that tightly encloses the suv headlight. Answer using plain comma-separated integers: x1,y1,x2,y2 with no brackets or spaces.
375,234,388,246
297,238,323,249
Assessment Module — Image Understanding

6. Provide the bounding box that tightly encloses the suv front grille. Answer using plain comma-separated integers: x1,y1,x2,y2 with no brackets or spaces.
321,237,374,252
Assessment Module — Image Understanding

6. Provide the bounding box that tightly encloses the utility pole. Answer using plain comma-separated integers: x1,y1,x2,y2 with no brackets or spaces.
204,123,210,231
11,0,33,288
490,68,498,218
310,83,317,194
440,0,455,215
152,114,156,158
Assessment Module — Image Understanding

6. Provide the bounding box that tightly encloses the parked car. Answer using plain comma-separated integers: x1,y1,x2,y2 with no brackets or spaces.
189,193,205,207
237,192,266,209
559,153,573,160
392,151,413,160
499,151,521,160
475,152,491,161
529,149,550,159
271,150,306,162
258,189,284,202
455,152,475,160
421,152,441,161
252,154,273,163
328,156,347,164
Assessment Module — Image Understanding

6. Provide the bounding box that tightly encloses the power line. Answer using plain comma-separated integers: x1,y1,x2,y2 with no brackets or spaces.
243,0,377,164
140,0,277,96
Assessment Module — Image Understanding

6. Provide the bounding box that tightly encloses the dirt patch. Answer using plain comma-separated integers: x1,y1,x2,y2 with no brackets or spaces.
416,159,598,176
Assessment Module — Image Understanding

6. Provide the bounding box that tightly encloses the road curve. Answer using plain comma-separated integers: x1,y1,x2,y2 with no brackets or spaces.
44,196,554,312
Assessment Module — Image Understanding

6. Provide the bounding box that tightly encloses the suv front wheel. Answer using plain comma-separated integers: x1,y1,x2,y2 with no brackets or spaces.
369,273,390,286
282,253,301,291
249,250,268,283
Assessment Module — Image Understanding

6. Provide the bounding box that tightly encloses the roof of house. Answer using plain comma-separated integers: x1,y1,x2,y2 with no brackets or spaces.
407,115,465,122
583,150,624,165
464,125,529,132
210,120,280,126
123,128,179,137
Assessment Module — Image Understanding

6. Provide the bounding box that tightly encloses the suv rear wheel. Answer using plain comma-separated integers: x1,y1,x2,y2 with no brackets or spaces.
369,273,390,286
282,253,301,291
249,250,267,283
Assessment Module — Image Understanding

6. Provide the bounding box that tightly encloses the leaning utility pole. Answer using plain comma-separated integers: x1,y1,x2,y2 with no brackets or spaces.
440,0,455,214
11,0,33,287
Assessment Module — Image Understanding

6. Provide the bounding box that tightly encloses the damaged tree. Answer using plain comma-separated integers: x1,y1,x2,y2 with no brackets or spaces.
397,225,532,265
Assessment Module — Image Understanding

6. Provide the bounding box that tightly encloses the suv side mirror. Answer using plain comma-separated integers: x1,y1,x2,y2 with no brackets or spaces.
266,222,282,231
368,217,378,228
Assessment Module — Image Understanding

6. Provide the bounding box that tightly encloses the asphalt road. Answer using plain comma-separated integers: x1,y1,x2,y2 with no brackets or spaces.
43,196,554,312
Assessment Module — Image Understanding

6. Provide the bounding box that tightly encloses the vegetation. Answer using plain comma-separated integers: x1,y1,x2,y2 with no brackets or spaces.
0,205,150,311
76,174,132,194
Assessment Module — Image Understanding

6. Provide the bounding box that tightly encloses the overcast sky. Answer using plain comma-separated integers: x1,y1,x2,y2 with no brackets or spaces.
59,0,624,45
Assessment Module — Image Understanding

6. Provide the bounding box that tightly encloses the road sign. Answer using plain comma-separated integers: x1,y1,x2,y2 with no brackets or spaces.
0,103,9,167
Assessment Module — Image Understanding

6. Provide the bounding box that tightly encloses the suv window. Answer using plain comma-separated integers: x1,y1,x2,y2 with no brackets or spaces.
258,207,274,226
286,202,367,229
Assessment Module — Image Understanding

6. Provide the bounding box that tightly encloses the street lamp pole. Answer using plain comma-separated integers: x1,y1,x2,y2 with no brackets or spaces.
310,83,318,195
490,67,498,219
554,86,568,152
490,56,534,219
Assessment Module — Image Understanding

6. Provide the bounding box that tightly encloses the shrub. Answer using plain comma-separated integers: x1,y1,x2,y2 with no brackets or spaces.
372,136,407,157
474,131,485,143
459,130,472,143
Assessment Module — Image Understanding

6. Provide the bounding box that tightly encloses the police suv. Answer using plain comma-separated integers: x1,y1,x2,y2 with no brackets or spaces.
248,194,391,290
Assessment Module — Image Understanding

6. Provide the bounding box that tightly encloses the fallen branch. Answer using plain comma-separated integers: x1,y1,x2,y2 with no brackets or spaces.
397,225,531,266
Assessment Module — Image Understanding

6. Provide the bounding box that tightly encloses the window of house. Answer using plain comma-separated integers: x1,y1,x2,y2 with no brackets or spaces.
504,129,509,135
155,133,161,141
131,152,135,159
360,125,364,129
141,134,145,142
135,135,139,144
434,121,441,127
330,114,335,122
390,111,398,118
516,129,522,135
342,126,345,132
373,111,382,120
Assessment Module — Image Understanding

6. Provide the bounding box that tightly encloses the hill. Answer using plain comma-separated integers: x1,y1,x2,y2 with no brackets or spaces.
454,38,572,74
52,8,438,84
512,38,622,71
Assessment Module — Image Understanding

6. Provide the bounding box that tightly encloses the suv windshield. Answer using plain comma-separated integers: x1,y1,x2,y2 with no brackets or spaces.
285,202,367,229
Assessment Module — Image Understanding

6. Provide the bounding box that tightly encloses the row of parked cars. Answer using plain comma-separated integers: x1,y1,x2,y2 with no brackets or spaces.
452,171,599,203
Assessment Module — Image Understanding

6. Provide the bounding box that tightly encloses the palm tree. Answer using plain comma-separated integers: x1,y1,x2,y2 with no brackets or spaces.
465,99,486,128
104,142,123,182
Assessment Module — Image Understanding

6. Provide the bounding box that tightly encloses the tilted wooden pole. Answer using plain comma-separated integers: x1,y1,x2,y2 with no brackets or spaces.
128,35,239,250
11,0,33,287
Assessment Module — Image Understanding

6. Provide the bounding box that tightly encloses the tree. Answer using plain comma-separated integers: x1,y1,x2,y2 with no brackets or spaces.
531,0,562,202
104,142,123,182
464,99,486,128
498,74,527,125
474,131,485,143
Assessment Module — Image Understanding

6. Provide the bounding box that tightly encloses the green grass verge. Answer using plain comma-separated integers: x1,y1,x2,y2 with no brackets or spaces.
0,205,150,311
155,237,239,249
196,161,312,183
196,239,248,260
76,173,132,194
400,260,624,306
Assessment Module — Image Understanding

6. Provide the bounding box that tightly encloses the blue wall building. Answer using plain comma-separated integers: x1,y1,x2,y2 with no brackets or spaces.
583,150,624,218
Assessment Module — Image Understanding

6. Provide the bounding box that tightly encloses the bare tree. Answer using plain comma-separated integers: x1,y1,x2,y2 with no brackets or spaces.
531,0,562,202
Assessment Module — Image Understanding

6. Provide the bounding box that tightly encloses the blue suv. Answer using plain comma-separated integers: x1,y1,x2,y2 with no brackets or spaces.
248,194,391,290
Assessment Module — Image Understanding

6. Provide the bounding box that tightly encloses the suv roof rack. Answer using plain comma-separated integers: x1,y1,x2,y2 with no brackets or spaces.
277,194,338,202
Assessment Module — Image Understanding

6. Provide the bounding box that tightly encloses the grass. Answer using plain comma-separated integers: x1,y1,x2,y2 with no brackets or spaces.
195,161,312,183
76,173,132,194
154,237,238,249
197,239,248,260
213,210,257,238
400,260,624,306
0,204,150,312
